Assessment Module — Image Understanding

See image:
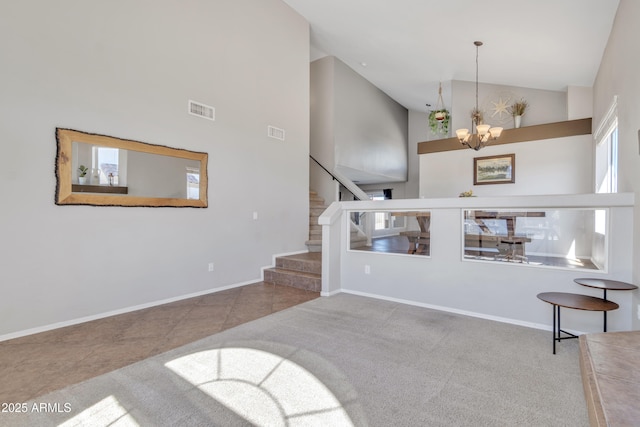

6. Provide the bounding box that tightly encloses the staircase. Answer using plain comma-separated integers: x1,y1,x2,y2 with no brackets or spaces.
263,191,325,292
306,190,326,252
263,252,321,292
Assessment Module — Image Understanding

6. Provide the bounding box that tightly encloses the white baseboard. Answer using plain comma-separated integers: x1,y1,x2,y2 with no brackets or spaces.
0,279,260,342
336,288,583,335
261,249,313,279
320,289,341,297
4,249,314,342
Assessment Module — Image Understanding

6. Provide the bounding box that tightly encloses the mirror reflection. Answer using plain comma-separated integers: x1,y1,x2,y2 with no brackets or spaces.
56,128,208,207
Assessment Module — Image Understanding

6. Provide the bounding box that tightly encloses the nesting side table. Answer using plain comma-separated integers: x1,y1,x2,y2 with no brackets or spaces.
537,292,619,354
574,278,637,332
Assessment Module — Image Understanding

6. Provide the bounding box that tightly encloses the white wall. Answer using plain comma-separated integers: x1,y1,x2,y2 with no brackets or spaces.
419,135,592,198
593,0,640,329
450,81,568,132
0,0,310,338
333,58,408,183
407,110,428,198
416,81,592,198
310,56,408,197
310,57,338,205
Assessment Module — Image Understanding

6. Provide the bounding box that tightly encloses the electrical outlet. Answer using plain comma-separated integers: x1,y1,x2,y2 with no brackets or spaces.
208,262,214,272
364,265,371,274
253,211,258,220
637,304,640,320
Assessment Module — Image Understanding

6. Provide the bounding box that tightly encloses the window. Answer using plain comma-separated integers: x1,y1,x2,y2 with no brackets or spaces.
367,190,397,230
92,146,124,186
463,209,606,270
594,96,618,194
186,167,200,200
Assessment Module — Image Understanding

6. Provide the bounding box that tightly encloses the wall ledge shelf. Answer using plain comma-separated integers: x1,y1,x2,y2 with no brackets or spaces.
72,184,129,194
417,118,592,154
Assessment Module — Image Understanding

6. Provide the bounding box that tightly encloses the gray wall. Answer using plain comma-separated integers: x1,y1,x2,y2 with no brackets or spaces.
310,57,337,205
0,0,309,337
593,0,640,329
310,56,408,202
450,81,568,132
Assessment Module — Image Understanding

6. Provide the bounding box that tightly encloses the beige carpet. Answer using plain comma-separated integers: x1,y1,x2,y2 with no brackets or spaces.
3,293,587,426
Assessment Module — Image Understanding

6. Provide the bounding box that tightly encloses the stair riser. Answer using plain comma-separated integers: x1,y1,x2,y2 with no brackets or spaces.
276,257,321,275
264,270,320,292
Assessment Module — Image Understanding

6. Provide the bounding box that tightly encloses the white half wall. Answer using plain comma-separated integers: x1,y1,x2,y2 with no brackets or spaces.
321,194,635,333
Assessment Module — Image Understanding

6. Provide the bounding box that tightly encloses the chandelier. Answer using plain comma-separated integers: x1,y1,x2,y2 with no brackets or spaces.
455,41,503,151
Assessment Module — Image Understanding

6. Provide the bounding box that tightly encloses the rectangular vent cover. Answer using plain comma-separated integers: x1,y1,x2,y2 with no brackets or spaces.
188,100,215,121
268,125,285,141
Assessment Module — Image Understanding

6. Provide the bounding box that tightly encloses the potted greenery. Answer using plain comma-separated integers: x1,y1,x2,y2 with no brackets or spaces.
429,109,450,135
509,98,528,128
78,165,89,184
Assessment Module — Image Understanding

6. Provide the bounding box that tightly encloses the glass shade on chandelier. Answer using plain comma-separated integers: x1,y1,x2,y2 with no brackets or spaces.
456,124,503,151
455,41,503,151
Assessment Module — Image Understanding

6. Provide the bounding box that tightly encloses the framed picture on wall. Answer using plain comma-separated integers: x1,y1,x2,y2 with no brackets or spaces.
473,154,515,185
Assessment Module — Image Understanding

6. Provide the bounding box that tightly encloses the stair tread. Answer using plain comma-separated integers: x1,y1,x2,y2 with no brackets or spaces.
265,267,320,277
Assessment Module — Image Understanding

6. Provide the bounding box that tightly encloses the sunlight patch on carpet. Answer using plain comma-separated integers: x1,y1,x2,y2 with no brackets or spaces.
165,347,354,426
59,395,139,427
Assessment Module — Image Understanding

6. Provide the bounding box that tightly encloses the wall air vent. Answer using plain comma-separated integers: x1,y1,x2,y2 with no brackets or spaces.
267,125,285,141
188,100,215,121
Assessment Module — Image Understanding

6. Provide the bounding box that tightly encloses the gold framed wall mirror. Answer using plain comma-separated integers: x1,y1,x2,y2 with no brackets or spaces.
55,128,208,207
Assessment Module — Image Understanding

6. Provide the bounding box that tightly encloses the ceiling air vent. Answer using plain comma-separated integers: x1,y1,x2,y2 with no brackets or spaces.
188,100,215,121
267,125,285,141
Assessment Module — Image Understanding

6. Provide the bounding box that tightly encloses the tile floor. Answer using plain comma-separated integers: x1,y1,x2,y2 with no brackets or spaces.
0,282,319,403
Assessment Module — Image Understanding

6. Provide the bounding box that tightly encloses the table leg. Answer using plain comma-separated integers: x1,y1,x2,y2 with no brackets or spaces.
553,304,557,355
602,289,608,332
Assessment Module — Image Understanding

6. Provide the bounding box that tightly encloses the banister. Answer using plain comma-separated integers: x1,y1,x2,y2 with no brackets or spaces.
309,155,364,201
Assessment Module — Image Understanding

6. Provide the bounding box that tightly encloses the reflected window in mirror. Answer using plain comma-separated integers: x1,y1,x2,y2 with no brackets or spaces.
186,167,200,200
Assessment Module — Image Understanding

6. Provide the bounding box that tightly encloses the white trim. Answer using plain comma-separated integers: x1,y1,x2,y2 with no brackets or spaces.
0,279,260,342
338,289,584,335
321,289,342,297
594,95,618,142
262,249,310,279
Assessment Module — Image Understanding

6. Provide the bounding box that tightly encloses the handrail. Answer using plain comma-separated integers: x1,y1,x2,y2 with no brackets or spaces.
309,155,372,244
309,155,363,201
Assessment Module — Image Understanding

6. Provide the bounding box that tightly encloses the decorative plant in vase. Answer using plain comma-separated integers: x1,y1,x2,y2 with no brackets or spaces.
427,82,450,136
429,109,450,135
78,165,89,184
508,98,528,128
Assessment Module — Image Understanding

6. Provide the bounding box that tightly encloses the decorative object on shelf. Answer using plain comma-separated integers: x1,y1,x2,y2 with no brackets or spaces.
78,164,89,184
509,98,528,128
91,168,100,185
459,189,474,197
428,83,450,136
473,153,515,185
455,41,503,151
470,107,483,126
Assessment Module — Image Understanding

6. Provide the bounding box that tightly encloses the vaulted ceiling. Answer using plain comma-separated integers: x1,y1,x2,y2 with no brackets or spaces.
282,0,620,112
